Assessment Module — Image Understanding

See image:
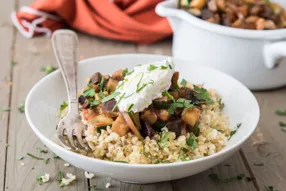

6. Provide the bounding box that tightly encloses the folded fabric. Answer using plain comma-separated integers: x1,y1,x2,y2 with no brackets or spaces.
11,0,172,44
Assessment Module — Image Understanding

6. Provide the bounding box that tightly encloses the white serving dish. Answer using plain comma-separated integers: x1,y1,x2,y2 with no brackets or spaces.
25,54,259,184
156,0,286,90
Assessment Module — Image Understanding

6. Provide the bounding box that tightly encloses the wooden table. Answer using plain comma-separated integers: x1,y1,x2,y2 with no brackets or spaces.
1,1,286,191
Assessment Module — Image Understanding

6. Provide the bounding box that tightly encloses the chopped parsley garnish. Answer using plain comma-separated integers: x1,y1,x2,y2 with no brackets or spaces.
37,147,48,153
89,185,97,190
56,171,64,182
168,98,194,115
122,68,129,76
160,132,170,147
99,77,105,92
166,60,172,69
11,61,17,66
217,98,224,110
264,185,278,191
193,123,200,136
228,123,242,140
125,69,134,76
53,153,60,159
162,91,175,102
40,65,57,74
246,177,255,182
186,135,197,150
208,173,245,183
101,92,120,103
96,125,109,134
161,65,168,70
148,64,158,71
36,176,44,185
82,88,95,97
112,93,125,112
127,104,134,112
180,78,187,88
276,109,286,116
253,162,264,166
136,73,154,93
279,122,286,127
60,101,68,111
114,160,128,163
0,107,10,112
27,153,50,164
18,102,25,113
5,144,9,148
89,100,101,107
193,85,214,104
18,156,24,161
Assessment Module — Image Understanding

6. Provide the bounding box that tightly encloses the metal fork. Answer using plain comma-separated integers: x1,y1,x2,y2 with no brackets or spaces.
52,30,89,150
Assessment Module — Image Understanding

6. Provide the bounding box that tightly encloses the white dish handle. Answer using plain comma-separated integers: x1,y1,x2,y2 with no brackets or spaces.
264,41,286,69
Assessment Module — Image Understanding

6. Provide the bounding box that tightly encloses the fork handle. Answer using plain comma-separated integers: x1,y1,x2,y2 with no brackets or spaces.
52,30,79,113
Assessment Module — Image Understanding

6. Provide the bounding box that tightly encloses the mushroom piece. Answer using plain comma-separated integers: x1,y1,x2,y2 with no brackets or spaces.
140,120,154,138
155,109,171,122
111,113,130,136
112,69,124,81
181,108,201,127
90,72,102,84
166,119,182,137
106,78,119,92
140,109,158,125
102,100,118,118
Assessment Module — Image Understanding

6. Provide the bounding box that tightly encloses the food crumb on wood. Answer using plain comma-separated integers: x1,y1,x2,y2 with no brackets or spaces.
64,163,70,167
84,171,95,179
60,173,76,187
20,162,25,166
106,182,111,188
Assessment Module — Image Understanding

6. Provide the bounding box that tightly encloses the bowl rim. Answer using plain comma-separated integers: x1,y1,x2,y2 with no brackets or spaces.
25,53,260,168
156,0,286,40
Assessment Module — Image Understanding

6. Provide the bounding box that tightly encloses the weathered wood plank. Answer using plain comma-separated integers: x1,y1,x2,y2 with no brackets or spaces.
4,35,87,190
137,40,256,191
241,89,286,191
0,0,15,190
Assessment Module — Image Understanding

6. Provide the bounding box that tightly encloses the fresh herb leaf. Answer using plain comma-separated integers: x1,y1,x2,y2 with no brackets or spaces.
101,92,120,103
91,120,98,123
229,123,242,140
114,160,128,163
136,73,154,93
82,88,95,97
276,109,286,116
11,61,17,66
161,65,168,70
193,85,214,104
89,185,97,190
56,171,64,182
53,153,60,159
18,156,24,161
208,173,245,183
264,185,278,191
36,176,43,185
126,69,134,76
253,162,264,166
5,143,9,148
89,100,101,107
0,107,10,112
167,61,172,69
27,153,49,164
127,104,134,112
99,77,105,92
246,177,255,182
148,64,158,71
162,91,175,102
217,98,224,110
279,121,286,127
180,78,187,88
193,123,200,136
186,135,197,150
122,68,129,76
18,102,25,113
45,158,50,164
160,132,170,147
60,101,68,111
112,93,125,112
40,65,57,74
37,147,48,153
96,126,109,134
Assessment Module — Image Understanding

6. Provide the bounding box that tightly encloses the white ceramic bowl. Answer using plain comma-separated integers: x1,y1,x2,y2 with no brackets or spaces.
156,0,286,90
25,54,259,184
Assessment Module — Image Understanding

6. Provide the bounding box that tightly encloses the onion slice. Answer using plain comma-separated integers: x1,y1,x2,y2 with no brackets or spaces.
121,112,143,140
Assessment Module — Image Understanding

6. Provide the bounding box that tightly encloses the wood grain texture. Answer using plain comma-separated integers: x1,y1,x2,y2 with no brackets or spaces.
0,0,15,190
241,89,286,191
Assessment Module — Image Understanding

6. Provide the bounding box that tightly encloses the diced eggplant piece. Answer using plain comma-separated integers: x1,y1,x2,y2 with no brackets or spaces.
182,108,201,127
152,120,166,132
78,95,86,105
180,88,198,103
181,123,187,135
132,112,141,130
166,118,182,137
201,8,214,20
103,99,117,112
90,72,102,84
169,91,179,100
140,109,158,125
111,113,130,136
155,109,171,122
91,84,100,93
81,101,90,109
112,69,124,81
140,120,154,138
107,78,119,92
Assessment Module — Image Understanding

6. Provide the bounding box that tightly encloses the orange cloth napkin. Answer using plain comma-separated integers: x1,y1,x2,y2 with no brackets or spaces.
11,0,172,44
